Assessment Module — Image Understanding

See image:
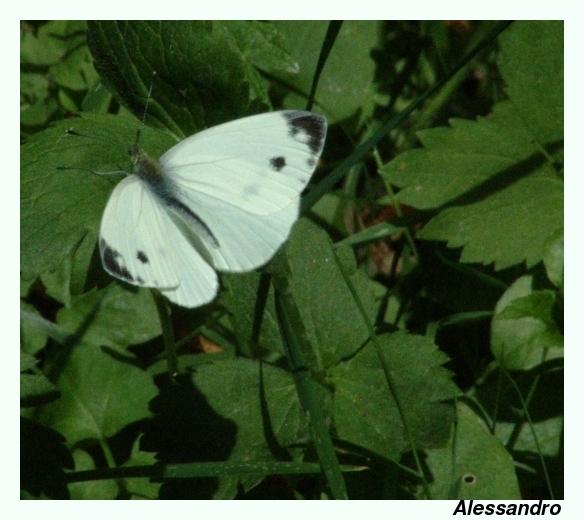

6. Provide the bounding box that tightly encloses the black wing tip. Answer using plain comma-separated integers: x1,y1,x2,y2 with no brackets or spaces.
282,111,327,156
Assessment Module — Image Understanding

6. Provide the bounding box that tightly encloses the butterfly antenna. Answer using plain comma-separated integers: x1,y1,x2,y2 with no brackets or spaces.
134,71,157,148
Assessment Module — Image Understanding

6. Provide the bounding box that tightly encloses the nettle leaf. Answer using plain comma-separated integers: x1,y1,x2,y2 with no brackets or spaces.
87,21,271,139
37,344,157,445
382,21,563,270
331,332,459,461
56,283,162,350
424,403,521,499
271,219,380,371
143,358,306,499
273,21,382,125
21,113,174,279
491,275,563,370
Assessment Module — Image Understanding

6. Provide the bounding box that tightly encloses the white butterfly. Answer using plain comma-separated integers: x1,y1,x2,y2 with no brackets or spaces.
99,110,327,308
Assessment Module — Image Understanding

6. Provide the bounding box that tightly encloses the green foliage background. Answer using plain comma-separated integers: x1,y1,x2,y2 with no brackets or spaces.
20,20,563,500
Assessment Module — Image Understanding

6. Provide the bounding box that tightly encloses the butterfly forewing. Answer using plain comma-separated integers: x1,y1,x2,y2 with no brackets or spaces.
159,111,327,216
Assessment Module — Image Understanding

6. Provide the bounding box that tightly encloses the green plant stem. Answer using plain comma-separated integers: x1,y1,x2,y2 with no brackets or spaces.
152,291,178,375
65,461,364,483
332,250,432,499
502,369,555,499
373,147,420,262
275,290,349,500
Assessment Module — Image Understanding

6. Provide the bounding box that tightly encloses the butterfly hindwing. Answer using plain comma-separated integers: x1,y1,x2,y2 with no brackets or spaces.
159,110,327,216
99,176,218,307
99,176,181,289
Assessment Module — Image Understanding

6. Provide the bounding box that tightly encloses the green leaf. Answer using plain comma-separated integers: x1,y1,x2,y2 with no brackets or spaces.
331,332,459,461
472,367,563,458
68,449,119,499
143,358,307,498
51,46,99,92
498,21,563,145
56,283,162,350
37,344,157,444
41,230,98,305
274,21,382,125
123,437,161,499
382,21,563,270
192,358,307,461
20,302,49,355
221,21,299,76
21,372,59,408
543,229,563,288
21,113,174,278
21,21,68,66
491,275,563,370
222,271,285,358
87,21,270,138
271,219,378,371
424,403,521,499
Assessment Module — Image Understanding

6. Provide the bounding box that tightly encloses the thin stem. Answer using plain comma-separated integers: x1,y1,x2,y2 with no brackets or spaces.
152,291,178,375
332,249,432,499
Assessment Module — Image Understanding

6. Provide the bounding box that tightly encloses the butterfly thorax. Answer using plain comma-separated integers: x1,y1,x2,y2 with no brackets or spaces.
131,147,164,186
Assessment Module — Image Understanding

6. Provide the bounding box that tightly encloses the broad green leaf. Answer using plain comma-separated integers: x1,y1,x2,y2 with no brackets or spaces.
491,275,563,370
68,449,119,499
271,219,379,370
87,21,270,138
543,229,563,288
21,113,174,278
274,21,382,125
41,230,98,305
331,332,459,461
38,344,157,445
142,358,307,499
424,403,521,499
382,21,563,270
221,21,299,76
20,302,49,355
56,283,162,350
498,21,563,145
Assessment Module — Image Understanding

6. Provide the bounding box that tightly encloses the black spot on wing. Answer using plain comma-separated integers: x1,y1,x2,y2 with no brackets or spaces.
100,238,134,282
284,111,327,156
270,156,286,171
137,250,149,264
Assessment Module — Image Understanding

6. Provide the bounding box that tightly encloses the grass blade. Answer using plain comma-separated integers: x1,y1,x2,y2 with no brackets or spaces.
274,289,349,499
